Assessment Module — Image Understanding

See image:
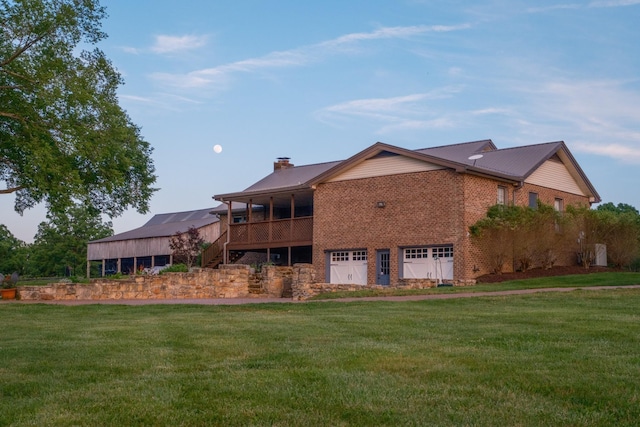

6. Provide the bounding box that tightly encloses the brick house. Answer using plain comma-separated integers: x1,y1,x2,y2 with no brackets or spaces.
204,140,600,284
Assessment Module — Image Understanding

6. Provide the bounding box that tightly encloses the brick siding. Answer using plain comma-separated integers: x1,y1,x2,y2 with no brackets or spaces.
312,170,592,283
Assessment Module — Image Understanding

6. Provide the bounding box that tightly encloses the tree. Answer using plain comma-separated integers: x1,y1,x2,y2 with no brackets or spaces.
595,203,640,268
0,223,27,274
469,205,521,274
470,203,565,273
597,202,640,216
169,227,204,268
28,203,113,277
1,0,156,218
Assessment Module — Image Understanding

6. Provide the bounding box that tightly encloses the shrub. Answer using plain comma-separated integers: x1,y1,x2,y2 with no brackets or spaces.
159,264,188,274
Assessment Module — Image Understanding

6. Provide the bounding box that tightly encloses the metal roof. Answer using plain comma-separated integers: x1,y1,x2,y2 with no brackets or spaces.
89,208,219,244
415,139,497,163
460,141,564,179
214,139,600,202
243,161,342,193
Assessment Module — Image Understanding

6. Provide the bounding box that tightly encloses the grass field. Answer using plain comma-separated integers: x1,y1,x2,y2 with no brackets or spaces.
1,285,639,425
311,271,640,299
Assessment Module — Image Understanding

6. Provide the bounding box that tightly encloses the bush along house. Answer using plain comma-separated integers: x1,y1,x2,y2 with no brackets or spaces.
203,140,600,285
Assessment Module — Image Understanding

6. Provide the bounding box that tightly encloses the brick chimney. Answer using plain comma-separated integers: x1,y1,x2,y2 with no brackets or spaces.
274,157,294,171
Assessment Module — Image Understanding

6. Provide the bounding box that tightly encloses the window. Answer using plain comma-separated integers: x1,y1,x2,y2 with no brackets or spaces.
405,248,428,259
432,246,453,259
497,186,506,205
528,192,539,209
332,252,349,262
554,198,564,232
352,251,368,261
554,198,564,212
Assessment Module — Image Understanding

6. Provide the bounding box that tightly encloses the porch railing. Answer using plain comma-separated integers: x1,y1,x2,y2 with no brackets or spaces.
228,216,313,247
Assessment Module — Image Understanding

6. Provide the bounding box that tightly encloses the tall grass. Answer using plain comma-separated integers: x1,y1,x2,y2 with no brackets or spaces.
1,289,639,425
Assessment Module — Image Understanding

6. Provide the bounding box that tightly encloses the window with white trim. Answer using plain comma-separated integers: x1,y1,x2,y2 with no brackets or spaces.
554,198,564,212
352,251,367,261
405,248,428,259
332,252,350,262
497,186,506,205
433,246,453,258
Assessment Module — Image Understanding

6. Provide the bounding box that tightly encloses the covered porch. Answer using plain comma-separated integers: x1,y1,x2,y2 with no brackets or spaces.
202,188,314,268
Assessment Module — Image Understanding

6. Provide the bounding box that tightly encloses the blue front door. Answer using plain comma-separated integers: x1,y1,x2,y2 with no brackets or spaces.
377,250,390,286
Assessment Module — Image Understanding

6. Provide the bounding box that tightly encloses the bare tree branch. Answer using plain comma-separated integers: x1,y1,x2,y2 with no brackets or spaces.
0,186,24,195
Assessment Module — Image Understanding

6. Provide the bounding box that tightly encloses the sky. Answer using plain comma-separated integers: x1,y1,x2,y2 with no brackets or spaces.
2,0,640,243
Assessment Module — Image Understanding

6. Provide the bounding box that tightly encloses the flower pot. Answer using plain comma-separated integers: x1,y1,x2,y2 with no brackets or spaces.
0,288,17,300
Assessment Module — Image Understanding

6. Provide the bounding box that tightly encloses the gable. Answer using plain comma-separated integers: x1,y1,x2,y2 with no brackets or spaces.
525,159,586,196
326,152,445,183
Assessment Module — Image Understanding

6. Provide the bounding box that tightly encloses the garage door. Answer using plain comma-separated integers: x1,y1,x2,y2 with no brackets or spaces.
329,250,368,285
402,246,453,281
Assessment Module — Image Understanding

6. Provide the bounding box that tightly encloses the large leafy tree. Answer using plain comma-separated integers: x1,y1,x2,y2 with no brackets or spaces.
28,203,113,277
0,223,27,274
0,0,156,217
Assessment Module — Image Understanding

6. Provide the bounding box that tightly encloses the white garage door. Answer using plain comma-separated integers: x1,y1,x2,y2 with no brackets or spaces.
402,246,453,281
329,250,368,285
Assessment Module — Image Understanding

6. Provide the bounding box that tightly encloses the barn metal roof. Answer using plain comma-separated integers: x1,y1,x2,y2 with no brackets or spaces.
89,208,219,244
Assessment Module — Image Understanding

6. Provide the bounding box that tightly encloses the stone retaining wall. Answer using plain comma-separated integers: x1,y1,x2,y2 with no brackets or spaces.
15,263,475,301
18,265,280,301
290,263,475,300
291,279,438,301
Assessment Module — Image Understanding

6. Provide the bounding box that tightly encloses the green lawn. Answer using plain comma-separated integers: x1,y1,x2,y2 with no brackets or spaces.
311,271,640,299
1,288,639,425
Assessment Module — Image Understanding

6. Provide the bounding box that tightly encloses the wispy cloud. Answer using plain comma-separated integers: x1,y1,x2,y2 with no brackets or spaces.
573,142,640,162
151,34,208,54
471,107,513,116
150,24,471,90
501,76,640,163
119,93,203,112
120,46,140,54
320,24,471,48
528,0,640,12
589,0,640,7
526,4,581,13
315,87,464,133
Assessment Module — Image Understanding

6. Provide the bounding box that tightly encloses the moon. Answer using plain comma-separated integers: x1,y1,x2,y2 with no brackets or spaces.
213,144,222,154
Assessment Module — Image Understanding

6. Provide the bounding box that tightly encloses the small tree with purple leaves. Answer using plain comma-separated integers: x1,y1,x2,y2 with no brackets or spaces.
169,227,204,268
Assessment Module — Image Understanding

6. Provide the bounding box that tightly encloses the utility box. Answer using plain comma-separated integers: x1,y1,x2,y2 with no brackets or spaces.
594,244,607,267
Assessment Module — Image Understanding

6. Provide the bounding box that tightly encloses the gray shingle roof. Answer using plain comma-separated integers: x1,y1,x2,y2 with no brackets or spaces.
90,208,219,243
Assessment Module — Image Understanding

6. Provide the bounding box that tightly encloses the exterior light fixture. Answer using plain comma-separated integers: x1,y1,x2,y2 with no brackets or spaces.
376,201,386,208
